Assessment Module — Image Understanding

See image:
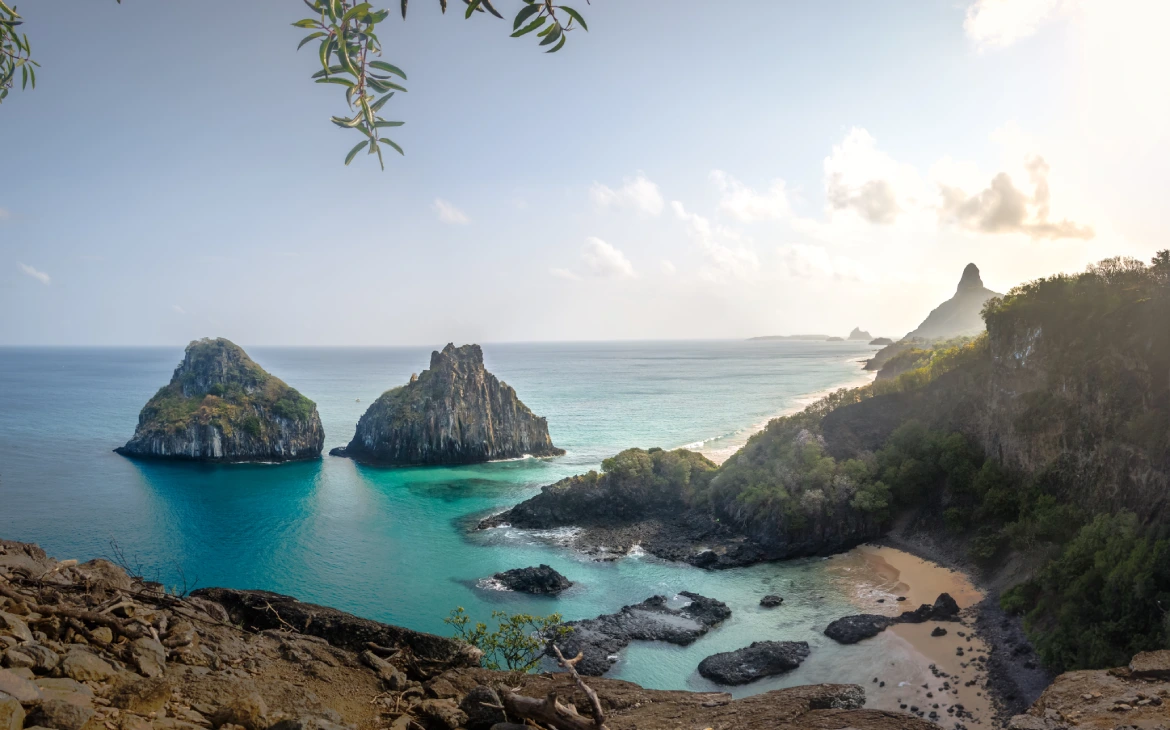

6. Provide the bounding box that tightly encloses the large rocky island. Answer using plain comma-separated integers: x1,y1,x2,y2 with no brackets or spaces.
115,338,323,462
332,343,564,466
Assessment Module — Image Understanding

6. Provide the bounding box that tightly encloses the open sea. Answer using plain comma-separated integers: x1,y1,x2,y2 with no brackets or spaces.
0,340,957,705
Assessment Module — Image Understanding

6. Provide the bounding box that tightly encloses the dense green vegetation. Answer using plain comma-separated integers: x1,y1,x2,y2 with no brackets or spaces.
694,251,1170,673
1002,514,1170,672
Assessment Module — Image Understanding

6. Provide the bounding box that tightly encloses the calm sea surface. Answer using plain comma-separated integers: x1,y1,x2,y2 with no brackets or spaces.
0,341,947,700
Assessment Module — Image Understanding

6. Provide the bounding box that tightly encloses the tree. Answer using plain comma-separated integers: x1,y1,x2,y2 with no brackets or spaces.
0,0,589,168
445,606,571,672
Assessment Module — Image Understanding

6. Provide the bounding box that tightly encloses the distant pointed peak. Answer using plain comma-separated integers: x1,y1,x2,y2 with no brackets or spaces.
431,343,484,370
958,263,984,292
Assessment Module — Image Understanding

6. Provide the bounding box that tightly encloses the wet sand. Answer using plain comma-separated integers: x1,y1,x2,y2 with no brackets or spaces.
827,544,995,727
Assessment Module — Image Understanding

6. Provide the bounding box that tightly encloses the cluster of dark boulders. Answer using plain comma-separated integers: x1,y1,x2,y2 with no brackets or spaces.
490,565,572,595
697,641,810,685
824,593,962,644
553,592,731,676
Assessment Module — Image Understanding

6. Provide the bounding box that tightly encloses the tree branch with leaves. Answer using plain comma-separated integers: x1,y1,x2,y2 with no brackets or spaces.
0,0,589,169
294,0,588,167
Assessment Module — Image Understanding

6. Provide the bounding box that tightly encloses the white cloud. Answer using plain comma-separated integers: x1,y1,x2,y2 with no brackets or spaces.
590,172,664,216
964,0,1063,49
671,201,760,280
552,238,637,281
19,263,50,285
432,198,469,225
823,128,922,225
709,170,790,222
172,305,187,315
581,237,636,278
549,268,581,281
939,156,1094,239
778,244,871,282
660,260,677,275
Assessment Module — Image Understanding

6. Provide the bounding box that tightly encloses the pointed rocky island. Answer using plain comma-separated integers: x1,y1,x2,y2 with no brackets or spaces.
331,343,564,466
115,338,324,462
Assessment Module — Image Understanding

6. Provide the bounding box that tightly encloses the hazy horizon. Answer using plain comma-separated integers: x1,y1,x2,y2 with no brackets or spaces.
3,0,1167,346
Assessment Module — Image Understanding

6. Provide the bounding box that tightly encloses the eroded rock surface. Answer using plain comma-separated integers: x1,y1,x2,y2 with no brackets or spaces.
490,565,572,595
333,344,563,466
554,592,732,676
698,641,811,685
825,593,961,644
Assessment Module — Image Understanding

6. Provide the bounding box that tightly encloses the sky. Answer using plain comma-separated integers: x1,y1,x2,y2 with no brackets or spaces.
2,0,1168,346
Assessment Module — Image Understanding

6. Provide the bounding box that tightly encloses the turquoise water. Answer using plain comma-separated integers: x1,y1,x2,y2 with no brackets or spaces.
0,341,948,702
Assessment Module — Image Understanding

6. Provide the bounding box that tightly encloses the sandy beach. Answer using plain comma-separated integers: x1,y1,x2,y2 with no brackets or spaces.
827,544,996,726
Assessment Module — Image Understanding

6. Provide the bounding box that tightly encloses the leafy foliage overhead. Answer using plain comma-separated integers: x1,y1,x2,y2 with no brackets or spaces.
294,0,589,168
0,0,589,169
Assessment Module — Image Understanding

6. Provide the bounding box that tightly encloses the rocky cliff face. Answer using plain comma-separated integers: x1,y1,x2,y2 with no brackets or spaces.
828,278,1170,524
848,327,873,341
116,338,323,463
906,263,1002,340
334,343,564,466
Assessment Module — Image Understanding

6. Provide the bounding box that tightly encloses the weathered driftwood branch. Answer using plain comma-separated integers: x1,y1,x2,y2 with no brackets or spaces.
552,644,608,729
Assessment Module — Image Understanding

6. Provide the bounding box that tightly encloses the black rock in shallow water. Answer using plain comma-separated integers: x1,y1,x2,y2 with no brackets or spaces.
334,343,565,466
824,593,962,644
552,592,731,676
697,641,811,685
115,338,323,463
492,565,572,595
760,595,784,607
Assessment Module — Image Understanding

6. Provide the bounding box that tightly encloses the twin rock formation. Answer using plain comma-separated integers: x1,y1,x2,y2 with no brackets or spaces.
118,340,560,466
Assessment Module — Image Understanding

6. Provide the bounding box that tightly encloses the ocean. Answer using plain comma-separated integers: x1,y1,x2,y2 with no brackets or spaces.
0,340,956,704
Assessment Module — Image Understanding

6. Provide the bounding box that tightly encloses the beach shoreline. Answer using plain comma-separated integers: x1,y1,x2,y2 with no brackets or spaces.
694,358,878,464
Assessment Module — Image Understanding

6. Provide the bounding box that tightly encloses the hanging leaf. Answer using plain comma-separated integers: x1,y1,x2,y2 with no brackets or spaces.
545,33,566,53
297,32,326,50
513,4,540,31
369,60,407,79
464,0,482,20
344,140,369,165
511,17,546,37
560,6,588,31
371,91,395,112
379,138,405,156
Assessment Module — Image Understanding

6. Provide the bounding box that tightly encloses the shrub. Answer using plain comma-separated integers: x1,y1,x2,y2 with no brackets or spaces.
444,607,571,672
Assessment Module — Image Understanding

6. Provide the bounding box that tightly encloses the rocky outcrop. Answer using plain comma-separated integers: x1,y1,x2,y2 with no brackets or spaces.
698,641,811,685
760,595,784,607
0,537,939,730
480,445,878,569
553,593,731,676
332,343,564,466
115,338,323,463
490,565,572,595
1007,650,1170,729
905,263,1002,340
848,328,873,341
869,337,894,346
824,593,961,644
865,264,1001,372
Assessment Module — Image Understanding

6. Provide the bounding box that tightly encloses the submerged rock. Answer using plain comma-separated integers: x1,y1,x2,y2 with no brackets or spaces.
115,338,323,462
333,343,564,466
491,565,572,595
825,593,962,644
760,595,784,607
553,592,732,676
698,641,811,685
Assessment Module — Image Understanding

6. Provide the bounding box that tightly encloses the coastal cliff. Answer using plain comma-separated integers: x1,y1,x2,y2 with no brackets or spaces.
865,263,1001,372
115,338,323,462
333,343,564,466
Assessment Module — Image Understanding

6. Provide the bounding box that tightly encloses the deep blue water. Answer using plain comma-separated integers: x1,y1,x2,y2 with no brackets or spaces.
0,341,950,702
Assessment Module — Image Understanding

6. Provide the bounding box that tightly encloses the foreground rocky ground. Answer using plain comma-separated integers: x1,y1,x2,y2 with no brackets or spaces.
2,538,1166,729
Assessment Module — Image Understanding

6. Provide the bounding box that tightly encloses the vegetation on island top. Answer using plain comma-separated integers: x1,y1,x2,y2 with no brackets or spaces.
1,0,588,168
140,339,317,438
